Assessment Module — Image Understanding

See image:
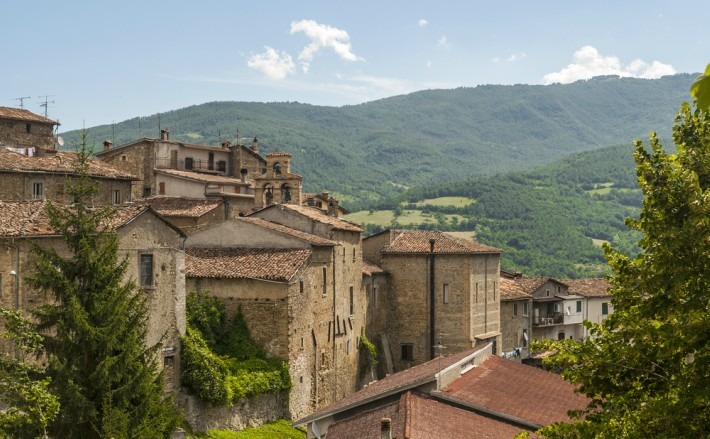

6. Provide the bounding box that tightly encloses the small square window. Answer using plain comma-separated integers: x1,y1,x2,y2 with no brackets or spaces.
140,254,153,287
513,303,518,316
113,190,121,205
576,300,582,313
602,302,609,315
523,302,529,316
401,343,414,361
32,182,43,199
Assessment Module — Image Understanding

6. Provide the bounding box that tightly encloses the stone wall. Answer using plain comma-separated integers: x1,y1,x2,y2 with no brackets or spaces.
99,141,154,200
0,120,55,149
0,172,132,205
499,299,532,355
177,391,288,433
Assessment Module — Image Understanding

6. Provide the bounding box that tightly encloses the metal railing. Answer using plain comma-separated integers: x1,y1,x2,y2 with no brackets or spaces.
154,157,226,173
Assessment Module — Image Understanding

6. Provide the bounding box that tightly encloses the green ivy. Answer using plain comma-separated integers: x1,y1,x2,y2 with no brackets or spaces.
359,328,378,366
180,326,232,406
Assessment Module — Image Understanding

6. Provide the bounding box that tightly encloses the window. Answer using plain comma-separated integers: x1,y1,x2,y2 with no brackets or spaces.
349,286,354,315
523,301,529,316
373,286,378,307
493,282,497,301
546,289,550,297
299,281,304,294
401,343,414,361
321,352,326,368
140,254,153,287
208,152,215,170
352,247,356,263
57,183,64,196
576,300,582,313
300,337,304,349
443,283,449,304
602,302,609,315
158,182,165,195
184,157,194,170
113,190,121,205
558,332,565,341
25,123,31,133
217,160,226,172
121,155,127,161
513,303,518,316
143,187,151,197
322,267,327,296
32,182,43,199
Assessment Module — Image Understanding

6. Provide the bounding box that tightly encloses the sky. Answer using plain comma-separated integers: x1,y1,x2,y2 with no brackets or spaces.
3,0,709,132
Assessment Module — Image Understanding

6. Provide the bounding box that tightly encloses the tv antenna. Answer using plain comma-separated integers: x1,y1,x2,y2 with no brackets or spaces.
13,96,31,108
38,95,55,117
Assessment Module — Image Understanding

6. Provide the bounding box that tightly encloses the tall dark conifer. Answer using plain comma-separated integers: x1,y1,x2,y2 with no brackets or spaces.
29,136,179,438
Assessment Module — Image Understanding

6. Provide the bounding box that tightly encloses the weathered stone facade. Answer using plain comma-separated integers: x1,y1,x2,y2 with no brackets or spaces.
0,107,58,149
0,171,133,205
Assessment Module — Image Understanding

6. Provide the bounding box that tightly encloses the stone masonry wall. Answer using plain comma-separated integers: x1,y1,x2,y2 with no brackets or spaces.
0,120,55,149
0,172,132,205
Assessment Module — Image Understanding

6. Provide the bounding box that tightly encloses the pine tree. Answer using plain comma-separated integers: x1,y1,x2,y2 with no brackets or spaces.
28,137,180,438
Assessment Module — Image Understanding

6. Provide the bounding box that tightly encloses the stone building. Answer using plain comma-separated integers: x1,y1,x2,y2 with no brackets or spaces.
302,192,348,217
0,106,58,150
499,272,533,360
0,201,187,389
147,197,226,233
362,230,502,372
96,131,303,215
184,206,366,420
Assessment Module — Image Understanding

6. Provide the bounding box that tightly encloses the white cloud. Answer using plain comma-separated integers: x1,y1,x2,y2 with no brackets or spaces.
438,35,448,47
247,46,295,80
426,60,432,68
418,19,428,27
543,46,676,84
507,52,527,62
290,19,363,73
491,57,501,63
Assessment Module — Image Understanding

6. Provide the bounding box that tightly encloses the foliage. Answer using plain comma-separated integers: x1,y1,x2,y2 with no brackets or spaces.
691,63,710,110
359,327,378,366
535,103,710,437
189,420,305,439
0,308,59,438
61,75,694,209
181,293,291,406
28,135,180,438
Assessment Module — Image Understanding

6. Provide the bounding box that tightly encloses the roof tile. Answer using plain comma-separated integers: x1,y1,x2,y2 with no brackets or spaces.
0,107,58,125
561,278,611,298
0,149,136,179
185,247,311,282
256,204,363,233
380,230,500,254
238,217,337,246
147,197,223,218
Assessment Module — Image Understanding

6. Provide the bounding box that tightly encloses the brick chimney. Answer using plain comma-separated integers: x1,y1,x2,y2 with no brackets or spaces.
250,136,259,153
221,140,231,149
103,140,113,151
327,196,340,217
160,129,169,141
380,418,392,439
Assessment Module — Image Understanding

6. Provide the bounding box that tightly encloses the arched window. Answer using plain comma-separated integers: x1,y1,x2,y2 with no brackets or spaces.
281,183,291,203
264,185,274,206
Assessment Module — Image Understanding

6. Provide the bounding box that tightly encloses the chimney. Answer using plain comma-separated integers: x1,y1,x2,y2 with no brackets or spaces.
103,140,113,151
380,418,392,439
321,191,329,199
240,168,248,183
306,197,315,207
221,140,231,149
250,136,259,153
160,129,169,141
327,197,339,218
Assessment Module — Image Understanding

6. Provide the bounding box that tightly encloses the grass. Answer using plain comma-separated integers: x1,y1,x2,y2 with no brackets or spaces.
414,196,475,207
191,420,305,439
591,238,610,248
344,209,466,228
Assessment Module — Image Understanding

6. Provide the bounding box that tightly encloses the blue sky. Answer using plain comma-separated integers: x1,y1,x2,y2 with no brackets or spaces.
3,0,708,131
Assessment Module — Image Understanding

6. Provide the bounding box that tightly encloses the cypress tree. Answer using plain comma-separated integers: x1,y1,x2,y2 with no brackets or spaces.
29,137,180,438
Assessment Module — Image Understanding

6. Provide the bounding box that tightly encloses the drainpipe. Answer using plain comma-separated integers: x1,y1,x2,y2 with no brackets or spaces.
9,239,20,309
429,239,435,360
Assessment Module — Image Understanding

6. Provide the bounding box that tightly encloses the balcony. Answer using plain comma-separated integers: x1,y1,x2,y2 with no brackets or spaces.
533,312,563,326
155,157,227,174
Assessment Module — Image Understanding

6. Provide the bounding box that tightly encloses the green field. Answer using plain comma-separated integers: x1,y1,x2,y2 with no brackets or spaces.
414,196,475,207
344,209,466,228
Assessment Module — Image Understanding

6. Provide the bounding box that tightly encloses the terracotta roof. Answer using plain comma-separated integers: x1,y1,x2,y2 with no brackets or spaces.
0,107,58,125
499,277,533,301
362,259,384,277
295,345,486,426
377,230,500,254
155,168,251,185
562,278,611,298
0,149,137,180
185,247,311,282
0,202,154,237
238,217,337,246
441,355,589,427
147,197,223,218
256,204,363,233
326,391,526,439
265,151,291,157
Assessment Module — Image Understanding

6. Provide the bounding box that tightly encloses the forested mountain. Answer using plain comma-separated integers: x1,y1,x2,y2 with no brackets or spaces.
60,74,694,209
354,142,647,278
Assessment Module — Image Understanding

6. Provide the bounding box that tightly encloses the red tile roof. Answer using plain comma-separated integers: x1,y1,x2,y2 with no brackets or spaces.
0,107,58,125
499,277,533,301
378,230,500,254
155,168,250,185
147,197,223,218
0,149,137,180
238,217,337,246
362,259,384,277
256,204,363,233
326,391,526,439
185,247,311,282
295,345,487,426
561,278,611,298
441,355,588,427
0,202,154,237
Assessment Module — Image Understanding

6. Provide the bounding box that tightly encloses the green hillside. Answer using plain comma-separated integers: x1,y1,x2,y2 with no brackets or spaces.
349,142,646,278
60,74,694,209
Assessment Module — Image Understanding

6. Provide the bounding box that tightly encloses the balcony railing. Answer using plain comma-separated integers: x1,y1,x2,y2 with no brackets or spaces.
155,157,227,174
533,312,563,326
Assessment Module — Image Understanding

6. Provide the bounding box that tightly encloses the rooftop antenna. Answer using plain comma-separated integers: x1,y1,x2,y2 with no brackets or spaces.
13,96,31,108
157,113,161,137
38,95,55,117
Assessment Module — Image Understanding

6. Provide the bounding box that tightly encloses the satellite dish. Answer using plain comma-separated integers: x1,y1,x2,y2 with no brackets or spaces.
56,136,64,147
